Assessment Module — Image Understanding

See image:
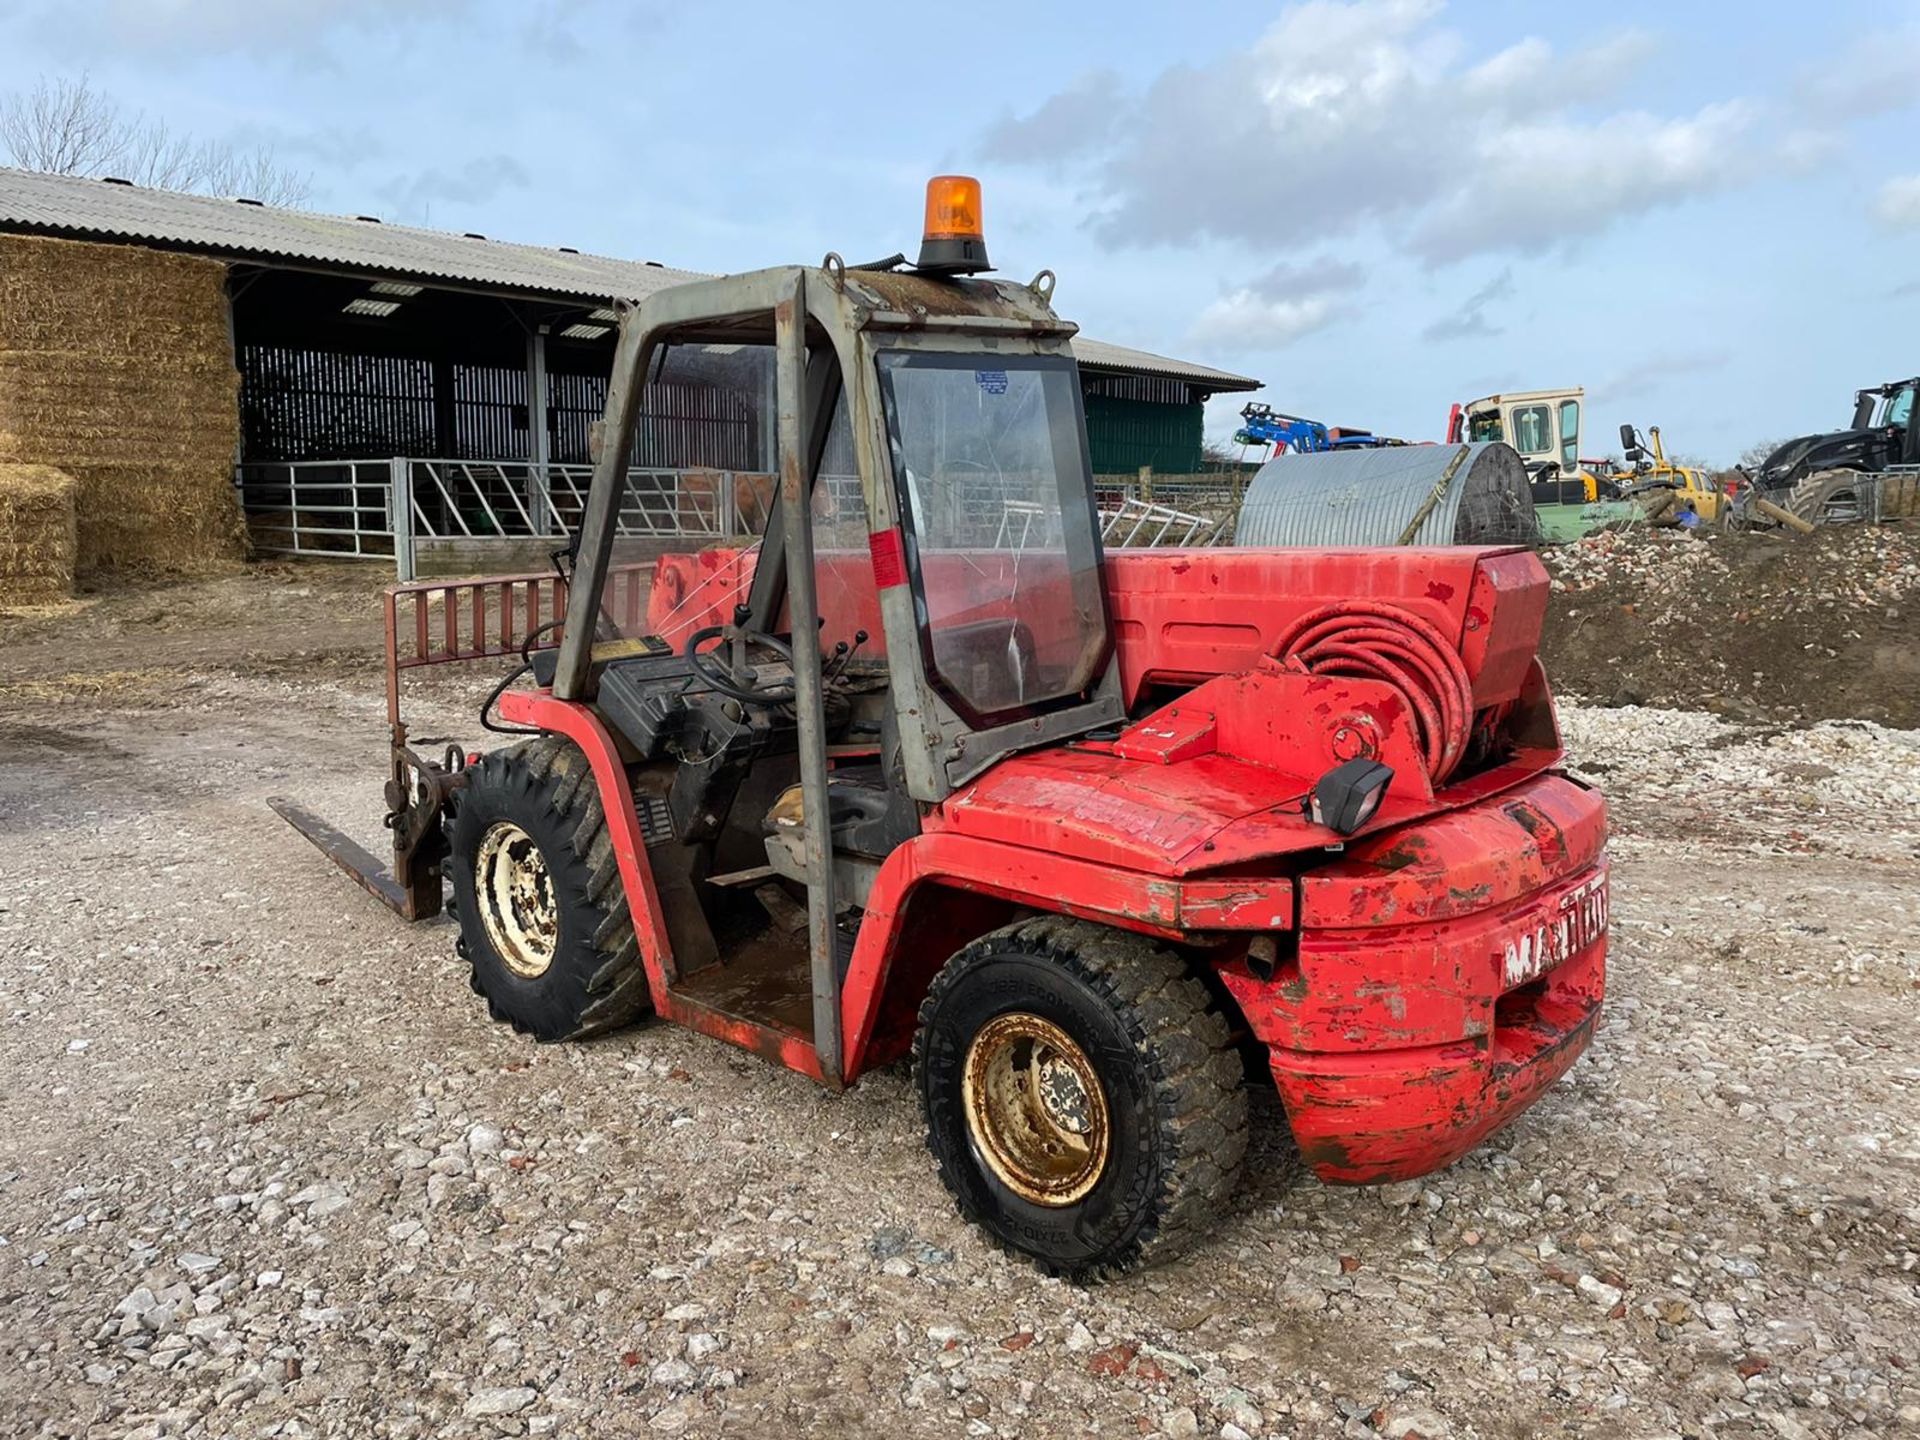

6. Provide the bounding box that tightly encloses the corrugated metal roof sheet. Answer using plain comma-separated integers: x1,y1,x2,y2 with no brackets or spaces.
0,166,1264,392
0,164,704,301
1067,336,1260,393
1234,443,1537,547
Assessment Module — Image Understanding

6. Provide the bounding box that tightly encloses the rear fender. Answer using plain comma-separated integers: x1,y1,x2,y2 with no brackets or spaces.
837,832,1200,1079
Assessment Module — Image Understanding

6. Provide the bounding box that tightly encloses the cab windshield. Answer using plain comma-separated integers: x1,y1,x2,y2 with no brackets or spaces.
877,351,1112,729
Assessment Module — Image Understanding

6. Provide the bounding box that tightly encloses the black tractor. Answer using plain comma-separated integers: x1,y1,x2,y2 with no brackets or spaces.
1743,377,1920,524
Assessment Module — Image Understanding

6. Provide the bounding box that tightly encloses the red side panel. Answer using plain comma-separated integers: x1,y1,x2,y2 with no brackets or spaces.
1297,772,1606,928
838,831,1296,1078
1459,551,1550,706
934,664,1452,874
1102,547,1548,710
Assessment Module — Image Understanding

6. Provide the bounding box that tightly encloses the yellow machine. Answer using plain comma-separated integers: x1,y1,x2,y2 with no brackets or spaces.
1618,424,1723,523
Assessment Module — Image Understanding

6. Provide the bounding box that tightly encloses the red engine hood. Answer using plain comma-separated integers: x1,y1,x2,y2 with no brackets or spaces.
930,665,1562,877
933,743,1321,875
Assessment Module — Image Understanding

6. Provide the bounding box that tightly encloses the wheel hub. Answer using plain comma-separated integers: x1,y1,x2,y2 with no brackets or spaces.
961,1012,1110,1207
474,821,558,978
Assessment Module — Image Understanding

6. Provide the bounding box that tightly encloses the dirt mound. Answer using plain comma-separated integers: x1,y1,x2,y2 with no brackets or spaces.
1540,522,1920,727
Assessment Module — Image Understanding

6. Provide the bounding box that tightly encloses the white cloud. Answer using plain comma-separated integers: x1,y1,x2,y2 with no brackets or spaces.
984,1,1745,266
1187,256,1363,350
1421,267,1513,342
1873,175,1920,229
1797,28,1920,120
1413,102,1753,263
982,70,1123,170
1191,290,1341,349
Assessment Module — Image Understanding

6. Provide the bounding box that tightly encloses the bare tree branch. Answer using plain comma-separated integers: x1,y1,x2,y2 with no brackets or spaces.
0,73,313,206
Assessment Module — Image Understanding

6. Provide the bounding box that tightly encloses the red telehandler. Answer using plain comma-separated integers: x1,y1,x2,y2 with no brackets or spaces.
276,178,1608,1278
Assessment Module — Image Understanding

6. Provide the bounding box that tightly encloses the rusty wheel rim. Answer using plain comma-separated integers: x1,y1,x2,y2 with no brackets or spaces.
475,821,557,979
961,1013,1109,1207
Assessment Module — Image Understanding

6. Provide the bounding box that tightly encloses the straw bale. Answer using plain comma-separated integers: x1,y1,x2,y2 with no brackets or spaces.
0,352,240,467
0,234,244,574
67,461,249,574
0,463,79,603
0,234,230,358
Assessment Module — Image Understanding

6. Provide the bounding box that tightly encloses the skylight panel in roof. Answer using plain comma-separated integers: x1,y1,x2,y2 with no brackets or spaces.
343,298,401,318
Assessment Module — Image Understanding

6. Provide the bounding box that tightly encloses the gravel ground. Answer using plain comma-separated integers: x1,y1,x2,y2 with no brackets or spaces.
1,580,1917,1440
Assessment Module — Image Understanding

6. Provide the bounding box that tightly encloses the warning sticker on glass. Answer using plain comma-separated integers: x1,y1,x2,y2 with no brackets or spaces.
974,369,1008,395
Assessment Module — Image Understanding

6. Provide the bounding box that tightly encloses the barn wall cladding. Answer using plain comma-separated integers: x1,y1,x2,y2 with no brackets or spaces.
0,233,247,575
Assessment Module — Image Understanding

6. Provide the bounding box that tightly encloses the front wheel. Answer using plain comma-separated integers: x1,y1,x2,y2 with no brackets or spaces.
448,736,651,1041
913,917,1248,1280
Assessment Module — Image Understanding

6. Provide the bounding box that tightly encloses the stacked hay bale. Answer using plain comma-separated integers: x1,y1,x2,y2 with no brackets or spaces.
0,463,78,603
0,233,247,576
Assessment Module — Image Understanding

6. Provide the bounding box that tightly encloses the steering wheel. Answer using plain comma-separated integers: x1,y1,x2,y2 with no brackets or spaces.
684,623,796,706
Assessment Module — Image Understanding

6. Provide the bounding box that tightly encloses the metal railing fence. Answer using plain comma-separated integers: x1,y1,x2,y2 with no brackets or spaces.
237,459,766,579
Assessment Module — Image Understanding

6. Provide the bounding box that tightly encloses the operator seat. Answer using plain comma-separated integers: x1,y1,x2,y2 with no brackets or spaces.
761,703,918,903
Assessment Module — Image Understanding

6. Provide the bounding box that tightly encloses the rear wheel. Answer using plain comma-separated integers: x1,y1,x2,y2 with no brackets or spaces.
448,736,651,1041
1787,469,1865,524
913,917,1247,1280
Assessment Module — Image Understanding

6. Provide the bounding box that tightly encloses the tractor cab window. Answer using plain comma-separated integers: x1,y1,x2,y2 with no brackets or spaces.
878,351,1112,730
1510,405,1552,457
1467,411,1503,443
1558,400,1581,471
1881,384,1916,429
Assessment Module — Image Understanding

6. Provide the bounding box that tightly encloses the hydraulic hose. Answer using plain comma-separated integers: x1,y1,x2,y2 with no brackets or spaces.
1271,601,1474,785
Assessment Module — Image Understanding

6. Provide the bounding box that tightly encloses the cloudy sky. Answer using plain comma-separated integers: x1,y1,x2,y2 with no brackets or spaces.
3,0,1916,463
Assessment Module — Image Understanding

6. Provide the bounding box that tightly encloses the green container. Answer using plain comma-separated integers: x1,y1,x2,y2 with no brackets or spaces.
1533,500,1640,543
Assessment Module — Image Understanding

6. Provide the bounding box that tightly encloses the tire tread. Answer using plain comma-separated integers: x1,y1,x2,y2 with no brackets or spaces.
912,915,1248,1281
458,736,649,1040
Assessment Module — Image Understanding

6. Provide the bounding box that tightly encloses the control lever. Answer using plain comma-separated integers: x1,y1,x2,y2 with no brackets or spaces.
826,629,869,682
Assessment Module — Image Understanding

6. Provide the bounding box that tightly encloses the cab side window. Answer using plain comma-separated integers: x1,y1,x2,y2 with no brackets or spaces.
1558,400,1581,471
1887,386,1915,430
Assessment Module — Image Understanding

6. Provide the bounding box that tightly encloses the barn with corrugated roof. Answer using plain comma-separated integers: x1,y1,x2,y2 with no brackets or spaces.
0,167,1259,585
